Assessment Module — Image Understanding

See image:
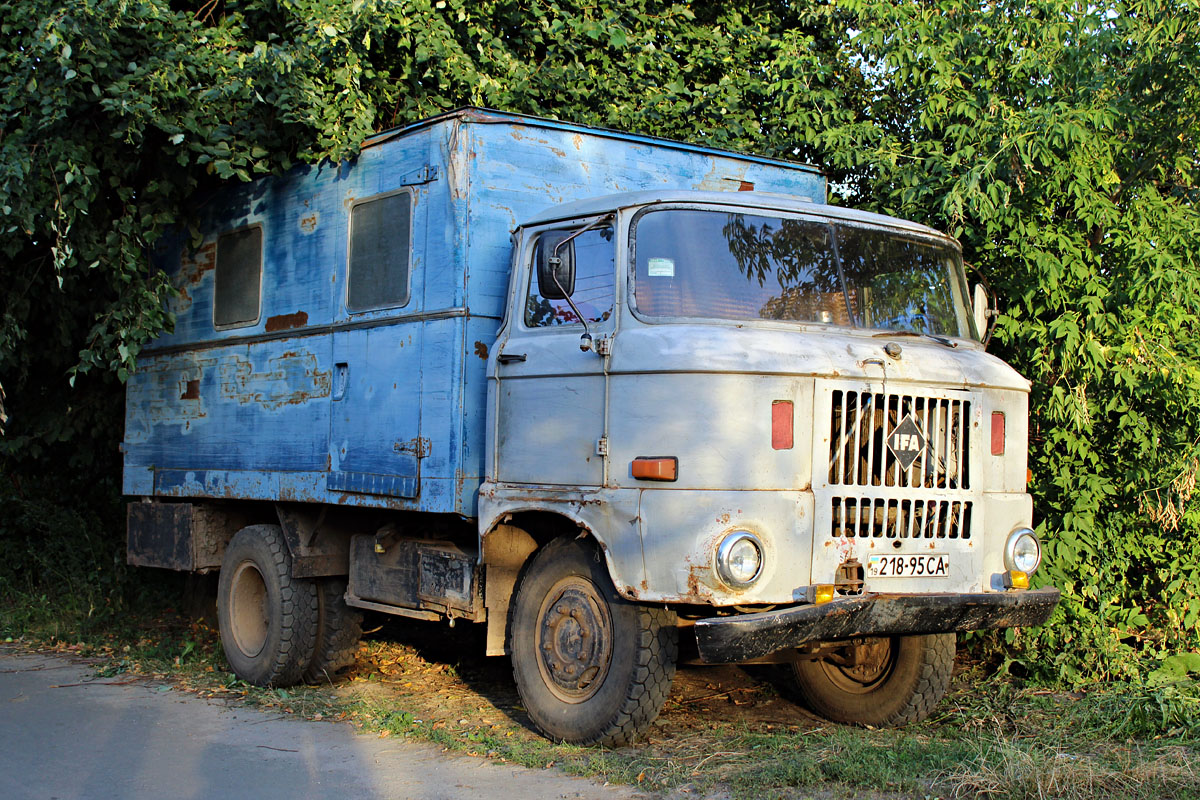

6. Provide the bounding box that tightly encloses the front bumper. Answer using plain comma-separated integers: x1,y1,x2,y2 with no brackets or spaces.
693,587,1061,663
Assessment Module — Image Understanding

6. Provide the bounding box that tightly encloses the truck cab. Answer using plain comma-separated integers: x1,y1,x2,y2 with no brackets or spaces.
479,190,1056,741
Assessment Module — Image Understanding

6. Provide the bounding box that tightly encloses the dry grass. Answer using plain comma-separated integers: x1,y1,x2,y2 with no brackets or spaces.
939,738,1198,800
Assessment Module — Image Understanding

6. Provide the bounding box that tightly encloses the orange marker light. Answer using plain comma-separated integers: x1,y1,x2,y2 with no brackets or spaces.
631,456,678,482
991,411,1006,455
772,400,794,450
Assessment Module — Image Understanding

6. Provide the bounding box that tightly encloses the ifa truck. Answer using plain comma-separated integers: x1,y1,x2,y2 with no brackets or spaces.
123,108,1058,745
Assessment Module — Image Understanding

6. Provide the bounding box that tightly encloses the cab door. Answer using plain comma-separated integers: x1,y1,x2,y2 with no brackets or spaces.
492,220,616,487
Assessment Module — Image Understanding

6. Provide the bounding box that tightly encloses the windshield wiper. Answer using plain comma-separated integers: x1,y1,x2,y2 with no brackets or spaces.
873,330,959,348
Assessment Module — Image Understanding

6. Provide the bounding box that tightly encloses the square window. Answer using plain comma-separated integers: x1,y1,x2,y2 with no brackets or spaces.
214,226,262,328
348,192,412,312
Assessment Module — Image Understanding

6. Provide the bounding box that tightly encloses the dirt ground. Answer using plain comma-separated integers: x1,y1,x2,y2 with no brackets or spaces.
343,612,830,739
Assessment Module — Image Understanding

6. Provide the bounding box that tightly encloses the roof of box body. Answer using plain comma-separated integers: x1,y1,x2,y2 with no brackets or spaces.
361,107,823,176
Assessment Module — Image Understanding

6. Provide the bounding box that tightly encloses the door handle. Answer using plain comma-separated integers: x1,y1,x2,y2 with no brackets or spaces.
497,353,527,364
332,363,349,400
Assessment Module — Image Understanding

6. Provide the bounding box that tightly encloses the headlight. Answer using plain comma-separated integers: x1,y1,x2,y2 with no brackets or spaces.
1004,528,1042,575
715,531,763,588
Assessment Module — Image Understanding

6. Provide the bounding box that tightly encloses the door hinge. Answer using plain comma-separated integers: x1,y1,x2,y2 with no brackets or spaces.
399,164,439,186
394,437,431,458
595,337,612,356
595,437,609,457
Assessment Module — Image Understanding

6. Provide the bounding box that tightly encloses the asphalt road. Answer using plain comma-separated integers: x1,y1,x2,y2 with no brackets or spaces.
0,648,642,800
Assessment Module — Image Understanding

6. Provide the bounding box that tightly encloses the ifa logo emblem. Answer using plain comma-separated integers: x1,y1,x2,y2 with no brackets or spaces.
887,415,927,471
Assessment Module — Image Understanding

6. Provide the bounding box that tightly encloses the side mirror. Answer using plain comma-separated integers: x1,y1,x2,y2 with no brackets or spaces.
972,283,990,340
536,232,576,300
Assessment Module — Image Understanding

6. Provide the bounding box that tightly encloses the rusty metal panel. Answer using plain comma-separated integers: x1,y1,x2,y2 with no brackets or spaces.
347,535,481,618
127,503,193,571
126,502,237,572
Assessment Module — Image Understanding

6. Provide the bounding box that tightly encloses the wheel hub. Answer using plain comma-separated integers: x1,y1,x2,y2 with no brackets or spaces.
823,637,895,693
535,579,613,703
229,561,269,659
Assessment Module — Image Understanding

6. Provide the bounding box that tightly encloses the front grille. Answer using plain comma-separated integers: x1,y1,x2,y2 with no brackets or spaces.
831,496,972,539
828,390,971,489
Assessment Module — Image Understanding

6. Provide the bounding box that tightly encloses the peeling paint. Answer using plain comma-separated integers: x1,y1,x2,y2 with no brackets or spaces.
219,353,331,409
299,212,320,234
180,379,200,400
473,341,489,360
265,311,309,332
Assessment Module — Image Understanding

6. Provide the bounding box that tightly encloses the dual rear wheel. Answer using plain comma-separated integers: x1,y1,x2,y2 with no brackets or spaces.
216,524,361,687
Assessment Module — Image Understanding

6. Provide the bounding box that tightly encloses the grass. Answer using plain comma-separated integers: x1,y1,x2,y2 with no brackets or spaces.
2,590,1198,800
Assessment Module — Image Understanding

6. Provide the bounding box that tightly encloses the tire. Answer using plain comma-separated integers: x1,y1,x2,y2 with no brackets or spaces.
510,537,678,746
790,633,954,726
303,577,363,684
217,524,318,687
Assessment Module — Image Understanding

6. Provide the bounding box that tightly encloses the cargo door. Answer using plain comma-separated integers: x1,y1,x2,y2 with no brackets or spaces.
493,221,616,486
328,189,423,498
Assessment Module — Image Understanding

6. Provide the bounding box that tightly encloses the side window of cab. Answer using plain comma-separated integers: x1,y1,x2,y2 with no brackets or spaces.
525,225,615,328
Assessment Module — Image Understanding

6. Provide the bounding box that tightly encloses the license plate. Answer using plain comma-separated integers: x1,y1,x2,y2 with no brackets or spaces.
867,553,950,578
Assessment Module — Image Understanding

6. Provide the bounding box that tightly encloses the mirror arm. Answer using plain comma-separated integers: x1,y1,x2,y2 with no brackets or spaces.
549,213,615,354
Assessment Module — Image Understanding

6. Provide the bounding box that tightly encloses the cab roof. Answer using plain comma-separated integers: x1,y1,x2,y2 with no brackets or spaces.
520,190,950,243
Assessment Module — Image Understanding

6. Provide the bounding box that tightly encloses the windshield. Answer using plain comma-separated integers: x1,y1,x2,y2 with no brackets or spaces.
632,208,975,339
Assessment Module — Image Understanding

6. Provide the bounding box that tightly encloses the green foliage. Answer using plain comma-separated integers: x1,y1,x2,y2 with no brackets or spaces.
803,0,1200,682
2,0,1199,684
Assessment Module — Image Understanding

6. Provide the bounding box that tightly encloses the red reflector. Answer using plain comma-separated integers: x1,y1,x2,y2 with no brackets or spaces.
991,411,1005,455
631,457,678,482
772,400,794,450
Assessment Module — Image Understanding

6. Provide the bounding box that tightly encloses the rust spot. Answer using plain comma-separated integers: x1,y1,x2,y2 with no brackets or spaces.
717,513,731,525
180,379,200,400
219,353,331,409
738,180,755,192
474,341,489,360
550,147,565,158
299,212,319,234
572,134,582,150
687,565,701,597
265,311,309,332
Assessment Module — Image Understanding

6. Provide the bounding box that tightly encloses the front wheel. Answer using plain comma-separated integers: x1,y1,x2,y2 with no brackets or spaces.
790,633,954,726
510,537,678,746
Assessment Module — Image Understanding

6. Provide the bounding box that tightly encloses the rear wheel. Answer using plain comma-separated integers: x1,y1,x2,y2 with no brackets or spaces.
303,577,363,684
790,633,954,726
510,537,678,746
217,524,318,687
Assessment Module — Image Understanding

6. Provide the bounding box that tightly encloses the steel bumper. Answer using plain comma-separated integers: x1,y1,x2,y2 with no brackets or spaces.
693,587,1061,664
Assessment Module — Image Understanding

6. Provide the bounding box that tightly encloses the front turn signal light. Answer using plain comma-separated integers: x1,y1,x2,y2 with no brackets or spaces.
631,456,678,482
814,584,835,604
1003,570,1029,590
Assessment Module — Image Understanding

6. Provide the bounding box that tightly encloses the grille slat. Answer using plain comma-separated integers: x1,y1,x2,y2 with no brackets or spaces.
831,496,972,540
828,390,971,490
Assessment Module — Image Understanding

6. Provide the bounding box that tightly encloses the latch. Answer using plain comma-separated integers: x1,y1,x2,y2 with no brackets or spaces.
394,437,432,458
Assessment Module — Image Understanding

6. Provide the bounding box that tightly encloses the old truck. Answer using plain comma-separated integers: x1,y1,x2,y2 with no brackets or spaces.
123,108,1059,745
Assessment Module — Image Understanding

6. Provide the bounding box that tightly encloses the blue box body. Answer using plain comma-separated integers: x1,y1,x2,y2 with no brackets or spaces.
122,109,826,518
